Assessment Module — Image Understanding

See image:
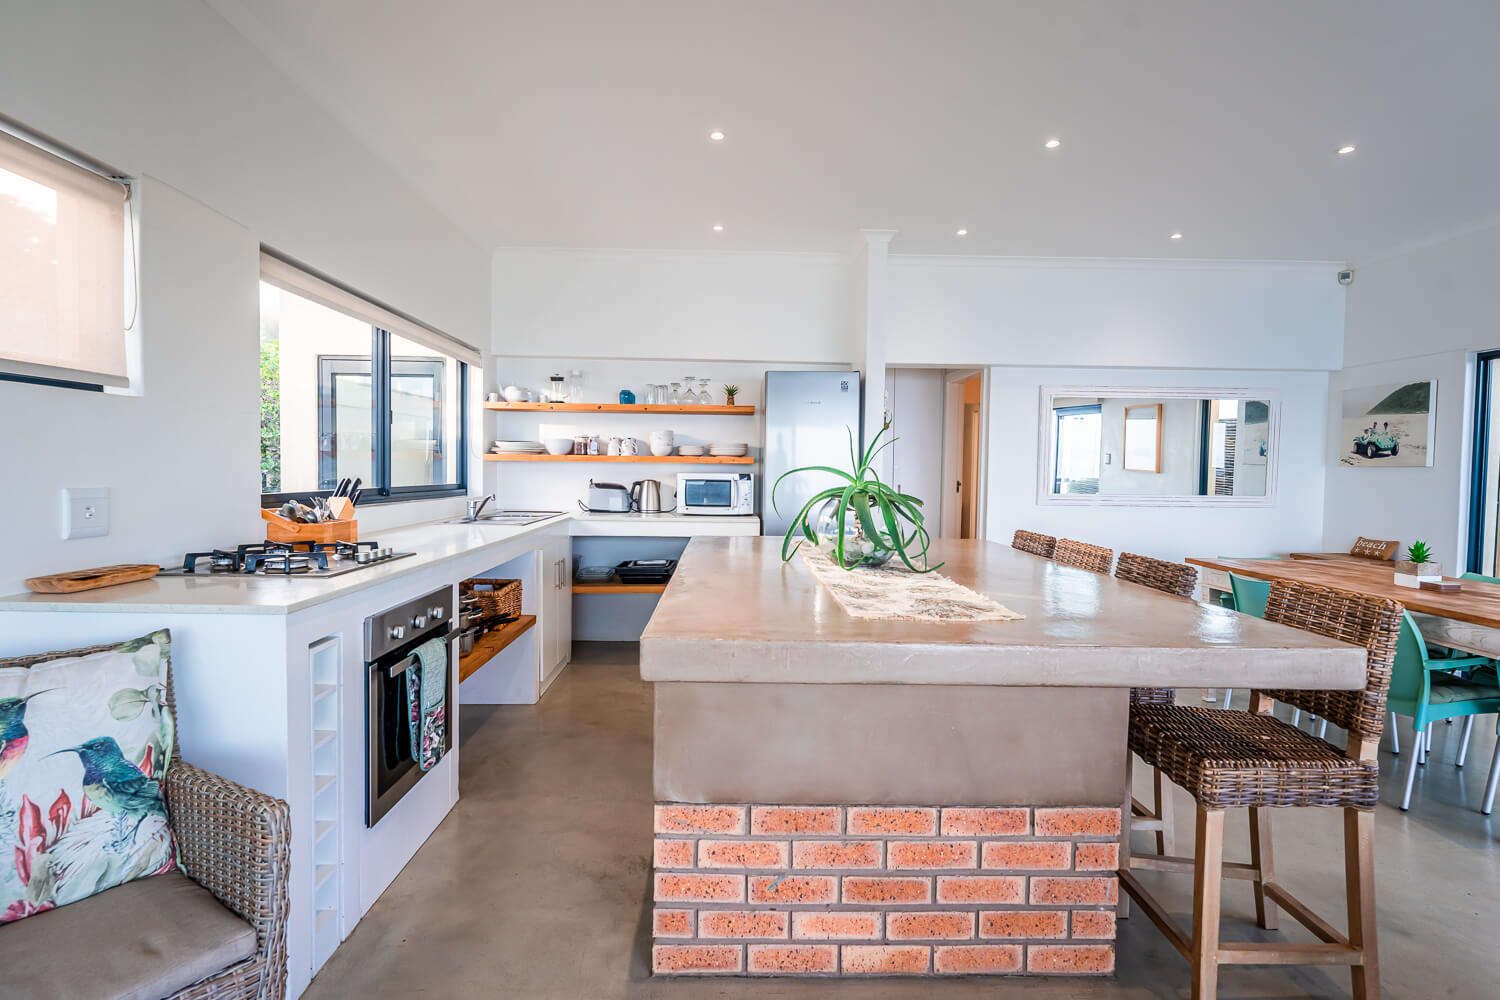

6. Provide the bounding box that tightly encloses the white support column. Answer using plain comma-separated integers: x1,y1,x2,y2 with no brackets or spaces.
852,229,898,473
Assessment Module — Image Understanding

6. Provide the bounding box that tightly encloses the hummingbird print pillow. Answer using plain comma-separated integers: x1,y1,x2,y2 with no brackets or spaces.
0,630,178,924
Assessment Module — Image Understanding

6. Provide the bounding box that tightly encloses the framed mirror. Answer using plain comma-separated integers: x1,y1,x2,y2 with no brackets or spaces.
1038,386,1279,507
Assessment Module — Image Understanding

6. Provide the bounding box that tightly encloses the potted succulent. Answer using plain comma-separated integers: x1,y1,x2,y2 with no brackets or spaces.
722,384,739,406
1394,540,1442,587
772,424,941,572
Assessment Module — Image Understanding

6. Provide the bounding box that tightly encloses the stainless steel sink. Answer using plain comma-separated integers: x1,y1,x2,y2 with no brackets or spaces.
446,510,565,526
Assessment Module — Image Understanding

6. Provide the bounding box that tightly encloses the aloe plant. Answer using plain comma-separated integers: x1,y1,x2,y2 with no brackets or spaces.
1406,540,1431,565
772,423,942,572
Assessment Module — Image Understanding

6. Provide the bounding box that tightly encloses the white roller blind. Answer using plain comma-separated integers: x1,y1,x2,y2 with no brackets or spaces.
0,129,128,387
260,252,481,366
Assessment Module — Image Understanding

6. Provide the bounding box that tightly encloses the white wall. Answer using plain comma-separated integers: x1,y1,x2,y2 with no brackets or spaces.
987,366,1331,564
0,0,491,592
491,248,852,363
885,256,1346,370
1321,224,1500,567
1097,397,1200,496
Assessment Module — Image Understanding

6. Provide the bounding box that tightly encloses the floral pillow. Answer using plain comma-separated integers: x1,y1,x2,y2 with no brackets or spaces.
0,630,178,924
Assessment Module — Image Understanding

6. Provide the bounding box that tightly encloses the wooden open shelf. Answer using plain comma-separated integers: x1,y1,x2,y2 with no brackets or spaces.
572,577,670,595
485,453,752,464
485,401,754,414
457,614,536,682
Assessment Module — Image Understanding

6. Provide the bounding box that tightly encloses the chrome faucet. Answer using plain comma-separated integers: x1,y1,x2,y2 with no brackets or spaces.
465,494,496,521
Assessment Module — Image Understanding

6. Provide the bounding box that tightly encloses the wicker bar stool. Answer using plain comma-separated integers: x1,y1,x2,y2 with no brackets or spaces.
1121,580,1400,1000
1011,528,1057,558
1114,552,1200,858
1054,537,1114,574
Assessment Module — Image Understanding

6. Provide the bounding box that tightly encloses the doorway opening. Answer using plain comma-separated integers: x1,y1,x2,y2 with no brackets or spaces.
883,367,987,539
943,372,985,539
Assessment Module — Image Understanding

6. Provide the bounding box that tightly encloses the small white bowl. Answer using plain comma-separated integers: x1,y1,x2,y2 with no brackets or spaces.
502,385,526,402
544,437,575,455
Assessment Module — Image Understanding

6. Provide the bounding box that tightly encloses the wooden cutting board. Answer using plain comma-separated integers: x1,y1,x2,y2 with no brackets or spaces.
25,564,161,593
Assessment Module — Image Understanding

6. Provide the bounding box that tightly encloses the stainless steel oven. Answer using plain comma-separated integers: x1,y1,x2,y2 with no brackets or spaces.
365,586,453,827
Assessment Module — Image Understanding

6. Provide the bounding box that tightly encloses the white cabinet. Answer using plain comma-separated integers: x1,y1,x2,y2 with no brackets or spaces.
540,533,572,683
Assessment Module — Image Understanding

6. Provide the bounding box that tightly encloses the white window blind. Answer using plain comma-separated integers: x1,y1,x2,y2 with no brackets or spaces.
260,252,480,366
0,129,128,387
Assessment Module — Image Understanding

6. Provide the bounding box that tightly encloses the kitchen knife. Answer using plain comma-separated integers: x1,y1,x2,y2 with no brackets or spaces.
348,478,362,505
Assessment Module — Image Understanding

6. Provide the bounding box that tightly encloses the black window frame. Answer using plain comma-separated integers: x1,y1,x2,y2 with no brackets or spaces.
261,326,468,507
1465,349,1500,572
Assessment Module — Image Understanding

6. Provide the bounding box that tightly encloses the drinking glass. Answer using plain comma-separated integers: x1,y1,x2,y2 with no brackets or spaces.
697,378,711,404
669,382,681,404
682,381,698,404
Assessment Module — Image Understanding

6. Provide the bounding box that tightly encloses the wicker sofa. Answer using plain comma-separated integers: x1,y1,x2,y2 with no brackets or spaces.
0,641,291,1000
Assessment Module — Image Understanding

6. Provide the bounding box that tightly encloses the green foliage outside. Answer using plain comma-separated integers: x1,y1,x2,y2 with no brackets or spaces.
260,340,281,493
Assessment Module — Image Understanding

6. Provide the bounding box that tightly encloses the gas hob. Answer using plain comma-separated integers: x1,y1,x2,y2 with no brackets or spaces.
160,540,415,578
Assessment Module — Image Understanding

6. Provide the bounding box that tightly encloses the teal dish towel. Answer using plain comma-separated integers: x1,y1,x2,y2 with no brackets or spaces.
405,636,449,771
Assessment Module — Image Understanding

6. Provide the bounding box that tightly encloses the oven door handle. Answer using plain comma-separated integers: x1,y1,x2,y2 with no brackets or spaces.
382,632,452,679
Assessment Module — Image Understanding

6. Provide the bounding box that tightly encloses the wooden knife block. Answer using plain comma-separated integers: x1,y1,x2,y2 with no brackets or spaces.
261,497,358,544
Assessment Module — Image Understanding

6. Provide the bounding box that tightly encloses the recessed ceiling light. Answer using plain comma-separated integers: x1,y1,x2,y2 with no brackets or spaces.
1044,138,1061,149
956,228,968,237
1170,232,1183,240
712,224,724,232
1338,144,1356,155
709,130,725,142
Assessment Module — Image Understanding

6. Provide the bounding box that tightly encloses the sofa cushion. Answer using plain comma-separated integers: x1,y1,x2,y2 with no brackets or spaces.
0,871,255,1000
1,631,178,924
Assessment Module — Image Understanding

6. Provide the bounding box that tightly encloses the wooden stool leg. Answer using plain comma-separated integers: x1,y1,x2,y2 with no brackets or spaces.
1154,766,1175,856
1345,808,1379,999
1191,807,1225,1000
1248,806,1277,930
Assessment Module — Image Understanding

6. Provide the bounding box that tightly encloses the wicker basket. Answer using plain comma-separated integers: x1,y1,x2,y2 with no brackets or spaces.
461,577,522,619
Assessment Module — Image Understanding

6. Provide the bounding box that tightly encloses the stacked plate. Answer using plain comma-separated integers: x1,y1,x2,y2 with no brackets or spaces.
709,442,749,457
493,440,546,454
677,444,705,457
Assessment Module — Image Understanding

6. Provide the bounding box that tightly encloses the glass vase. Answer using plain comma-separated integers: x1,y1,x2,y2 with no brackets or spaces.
813,497,896,568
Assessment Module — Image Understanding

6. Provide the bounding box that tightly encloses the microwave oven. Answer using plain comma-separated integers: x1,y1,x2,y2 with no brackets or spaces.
677,472,755,516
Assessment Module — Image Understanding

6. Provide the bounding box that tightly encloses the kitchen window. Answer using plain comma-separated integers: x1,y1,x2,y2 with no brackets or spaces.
259,253,476,504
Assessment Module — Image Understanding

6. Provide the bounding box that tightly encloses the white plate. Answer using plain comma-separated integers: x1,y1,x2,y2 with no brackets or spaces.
677,445,705,456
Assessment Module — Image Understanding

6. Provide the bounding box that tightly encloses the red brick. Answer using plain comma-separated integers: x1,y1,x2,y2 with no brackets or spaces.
749,874,837,904
841,876,932,904
653,839,693,869
751,806,841,835
841,945,930,974
1030,876,1118,906
887,840,978,870
933,945,1023,974
698,910,789,940
653,909,694,938
654,872,745,903
698,839,790,869
747,945,838,973
791,911,882,940
886,911,975,940
846,807,937,836
981,841,1072,871
792,840,881,869
1071,910,1117,940
1033,807,1120,838
1027,944,1115,974
655,804,747,835
652,944,743,974
978,910,1067,939
1074,842,1120,871
934,876,1025,905
940,807,1029,836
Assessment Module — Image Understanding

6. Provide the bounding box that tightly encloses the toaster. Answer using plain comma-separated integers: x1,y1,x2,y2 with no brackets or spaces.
583,480,632,513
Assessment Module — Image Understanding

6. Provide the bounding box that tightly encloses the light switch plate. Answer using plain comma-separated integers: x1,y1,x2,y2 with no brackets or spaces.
61,487,109,539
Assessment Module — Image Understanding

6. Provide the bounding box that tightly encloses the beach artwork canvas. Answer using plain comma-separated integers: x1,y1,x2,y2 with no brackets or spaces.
1339,380,1435,467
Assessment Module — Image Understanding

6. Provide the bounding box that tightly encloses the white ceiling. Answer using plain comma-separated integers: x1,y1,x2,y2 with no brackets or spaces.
210,0,1500,261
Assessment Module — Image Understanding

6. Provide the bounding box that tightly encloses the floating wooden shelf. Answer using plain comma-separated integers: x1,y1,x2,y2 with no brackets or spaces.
457,614,537,682
572,577,670,595
485,401,754,414
485,453,753,464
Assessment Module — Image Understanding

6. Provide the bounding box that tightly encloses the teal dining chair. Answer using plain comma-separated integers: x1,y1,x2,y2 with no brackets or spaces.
1389,610,1500,810
1456,573,1500,811
1223,571,1273,710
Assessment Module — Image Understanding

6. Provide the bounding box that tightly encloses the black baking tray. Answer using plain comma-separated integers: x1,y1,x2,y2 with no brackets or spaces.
614,559,677,584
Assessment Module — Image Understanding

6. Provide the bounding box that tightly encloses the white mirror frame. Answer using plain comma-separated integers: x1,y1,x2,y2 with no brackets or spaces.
1036,385,1282,508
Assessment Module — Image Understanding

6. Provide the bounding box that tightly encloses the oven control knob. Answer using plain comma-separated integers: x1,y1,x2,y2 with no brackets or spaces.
428,606,446,619
411,615,428,629
387,625,405,641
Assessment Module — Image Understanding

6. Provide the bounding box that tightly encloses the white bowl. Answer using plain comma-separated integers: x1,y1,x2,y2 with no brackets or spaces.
650,443,675,456
544,437,575,455
502,385,526,402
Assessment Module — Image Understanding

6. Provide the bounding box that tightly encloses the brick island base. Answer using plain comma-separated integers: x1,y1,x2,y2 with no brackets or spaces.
651,803,1121,977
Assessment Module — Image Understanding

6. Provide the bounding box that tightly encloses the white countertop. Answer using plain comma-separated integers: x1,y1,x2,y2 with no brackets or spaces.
0,511,764,616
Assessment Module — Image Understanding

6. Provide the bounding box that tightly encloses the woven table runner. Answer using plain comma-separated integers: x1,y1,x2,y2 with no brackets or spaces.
799,546,1024,623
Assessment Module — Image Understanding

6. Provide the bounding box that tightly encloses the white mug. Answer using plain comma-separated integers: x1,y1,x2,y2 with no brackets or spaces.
485,392,500,402
621,436,639,456
607,436,622,456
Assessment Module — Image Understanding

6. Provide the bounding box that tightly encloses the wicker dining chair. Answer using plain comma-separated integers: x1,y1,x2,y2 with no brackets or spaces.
1114,552,1200,857
1011,529,1057,558
1121,580,1401,1000
1053,537,1114,574
0,641,291,1000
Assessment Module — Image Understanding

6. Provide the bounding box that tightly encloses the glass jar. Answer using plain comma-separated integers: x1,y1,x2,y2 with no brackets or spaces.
813,496,895,568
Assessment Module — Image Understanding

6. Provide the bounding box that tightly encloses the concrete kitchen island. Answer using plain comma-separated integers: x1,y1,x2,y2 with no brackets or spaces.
639,537,1366,978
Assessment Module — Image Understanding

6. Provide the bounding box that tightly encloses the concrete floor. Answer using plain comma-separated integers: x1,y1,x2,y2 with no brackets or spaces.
304,643,1499,999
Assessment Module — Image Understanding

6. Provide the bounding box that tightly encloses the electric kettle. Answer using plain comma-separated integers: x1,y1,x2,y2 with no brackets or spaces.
630,479,663,513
